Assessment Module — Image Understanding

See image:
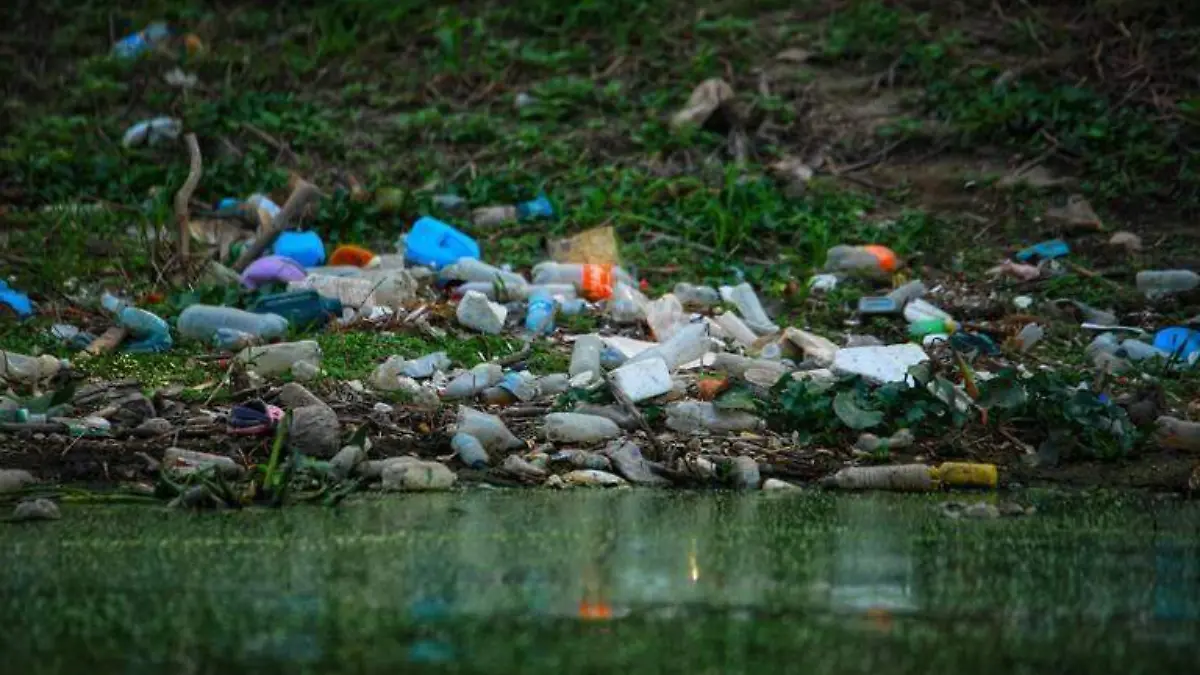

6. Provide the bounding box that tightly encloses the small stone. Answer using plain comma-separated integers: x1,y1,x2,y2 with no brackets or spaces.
545,474,565,489
133,417,173,437
372,402,395,415
288,405,340,458
381,460,456,491
163,448,245,478
0,469,36,494
963,502,1001,519
762,478,798,491
1108,231,1142,252
110,393,156,427
727,456,761,490
278,382,326,408
11,499,61,522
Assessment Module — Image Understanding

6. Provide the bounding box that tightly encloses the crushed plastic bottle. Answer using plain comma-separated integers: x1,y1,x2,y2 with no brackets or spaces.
451,433,490,468
439,258,530,296
824,245,898,278
630,322,711,371
241,256,307,289
441,363,503,399
1136,270,1200,299
674,282,721,308
718,283,778,334
542,413,622,444
0,351,63,385
456,290,508,334
646,293,685,342
482,371,539,405
569,334,604,380
121,117,182,148
886,280,926,307
533,262,634,301
389,352,451,380
100,293,172,353
236,340,321,376
177,305,289,345
822,464,936,491
0,281,34,319
608,281,649,323
711,312,758,347
524,288,557,336
112,21,171,59
455,406,524,451
290,271,416,309
249,290,342,329
472,193,555,227
665,401,763,434
1014,239,1069,262
1014,323,1043,352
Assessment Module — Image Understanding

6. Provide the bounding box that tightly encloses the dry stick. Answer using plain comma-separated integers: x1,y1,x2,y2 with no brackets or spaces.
79,327,129,359
601,369,666,461
231,179,321,272
174,133,203,262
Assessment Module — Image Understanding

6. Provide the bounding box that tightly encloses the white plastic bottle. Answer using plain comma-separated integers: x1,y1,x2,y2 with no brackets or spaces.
718,283,778,334
235,340,322,375
439,259,529,295
532,262,634,300
608,281,648,324
441,363,503,399
711,312,758,347
665,401,763,433
645,293,685,342
455,406,524,450
542,413,622,444
177,305,289,343
1136,270,1200,299
630,322,711,371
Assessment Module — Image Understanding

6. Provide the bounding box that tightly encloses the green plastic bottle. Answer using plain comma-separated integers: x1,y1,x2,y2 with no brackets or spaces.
909,318,957,338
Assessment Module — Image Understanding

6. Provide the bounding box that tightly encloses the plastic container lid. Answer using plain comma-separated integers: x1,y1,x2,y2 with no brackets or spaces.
1153,327,1200,361
404,216,480,269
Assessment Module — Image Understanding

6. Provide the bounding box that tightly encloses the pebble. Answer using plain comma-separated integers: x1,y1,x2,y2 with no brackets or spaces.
726,456,761,490
289,405,341,458
0,469,36,494
133,417,173,437
762,478,798,491
163,448,245,478
11,498,61,522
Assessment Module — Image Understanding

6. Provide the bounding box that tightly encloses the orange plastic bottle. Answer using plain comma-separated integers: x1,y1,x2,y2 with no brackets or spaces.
328,244,379,268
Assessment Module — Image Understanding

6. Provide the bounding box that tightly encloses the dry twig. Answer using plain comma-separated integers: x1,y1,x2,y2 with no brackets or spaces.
174,133,202,262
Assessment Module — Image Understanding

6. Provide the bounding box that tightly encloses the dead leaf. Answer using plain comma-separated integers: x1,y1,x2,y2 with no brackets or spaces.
548,226,621,266
986,260,1042,281
1045,194,1102,231
671,78,735,129
775,48,812,63
189,218,255,261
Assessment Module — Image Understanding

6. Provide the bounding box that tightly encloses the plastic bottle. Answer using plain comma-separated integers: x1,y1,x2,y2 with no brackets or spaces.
328,244,379,268
525,288,557,336
451,433,490,468
569,334,604,380
291,273,414,309
886,280,926,307
822,464,936,491
608,281,648,323
1136,270,1200,299
908,318,958,339
121,117,181,148
712,312,758,347
857,296,900,315
273,231,326,267
1014,239,1069,262
0,351,63,385
483,371,539,404
630,322,711,371
559,297,588,316
249,290,342,329
439,258,529,295
177,305,289,344
1118,339,1169,362
246,193,281,221
100,293,172,353
441,363,503,399
718,283,778,334
399,352,452,379
472,194,555,227
0,281,33,319
236,340,321,376
542,413,622,444
404,216,480,269
674,283,721,308
456,290,508,334
1153,327,1200,362
706,353,791,381
903,299,952,323
112,22,171,59
664,401,763,434
646,293,685,342
533,262,634,301
455,406,524,450
550,449,613,471
933,462,998,489
1014,323,1043,352
241,255,308,289
824,245,898,277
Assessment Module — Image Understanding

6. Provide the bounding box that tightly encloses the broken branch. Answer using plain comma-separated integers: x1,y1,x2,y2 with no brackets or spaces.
174,133,202,262
231,178,321,272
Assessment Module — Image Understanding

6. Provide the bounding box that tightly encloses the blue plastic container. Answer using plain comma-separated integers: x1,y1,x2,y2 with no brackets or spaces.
516,193,554,220
404,217,480,269
1015,239,1069,262
1153,327,1200,362
273,231,326,268
524,289,556,335
0,281,33,319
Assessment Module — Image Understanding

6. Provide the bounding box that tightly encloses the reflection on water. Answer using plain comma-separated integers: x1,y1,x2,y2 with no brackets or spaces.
1,491,1198,673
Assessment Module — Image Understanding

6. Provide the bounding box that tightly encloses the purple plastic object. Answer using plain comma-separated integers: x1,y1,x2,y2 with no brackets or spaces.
240,256,307,289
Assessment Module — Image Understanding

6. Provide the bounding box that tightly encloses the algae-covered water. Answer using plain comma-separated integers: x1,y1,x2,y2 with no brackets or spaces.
2,490,1198,674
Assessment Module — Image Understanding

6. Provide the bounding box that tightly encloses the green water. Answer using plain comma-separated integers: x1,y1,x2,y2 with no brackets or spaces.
2,491,1198,674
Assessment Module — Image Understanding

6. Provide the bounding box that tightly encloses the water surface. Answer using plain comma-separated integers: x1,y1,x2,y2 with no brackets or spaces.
2,490,1198,673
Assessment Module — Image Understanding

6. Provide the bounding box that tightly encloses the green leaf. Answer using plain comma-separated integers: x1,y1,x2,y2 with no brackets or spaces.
976,375,1027,410
833,391,884,430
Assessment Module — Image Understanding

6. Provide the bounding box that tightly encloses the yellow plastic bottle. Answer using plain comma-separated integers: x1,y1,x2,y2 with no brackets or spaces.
934,462,998,489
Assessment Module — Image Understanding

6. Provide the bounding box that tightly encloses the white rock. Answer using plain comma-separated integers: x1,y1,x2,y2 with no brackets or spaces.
832,344,929,384
609,357,672,402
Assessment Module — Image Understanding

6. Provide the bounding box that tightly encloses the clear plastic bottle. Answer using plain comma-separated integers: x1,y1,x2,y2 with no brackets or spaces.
904,299,953,323
646,293,685,342
1118,339,1169,362
533,262,634,301
608,281,648,323
674,282,721,308
0,351,63,385
542,413,622,444
1136,270,1200,299
439,258,529,295
292,271,417,309
718,283,778,334
482,371,539,404
664,401,763,433
235,340,321,376
524,289,557,336
537,373,571,396
706,353,791,381
177,305,289,344
455,406,524,450
569,334,603,379
1014,323,1043,352
441,363,503,399
886,280,926,306
451,433,490,468
456,290,508,334
822,464,936,491
824,244,898,278
711,312,758,347
630,322,711,371
100,293,172,353
400,352,451,379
